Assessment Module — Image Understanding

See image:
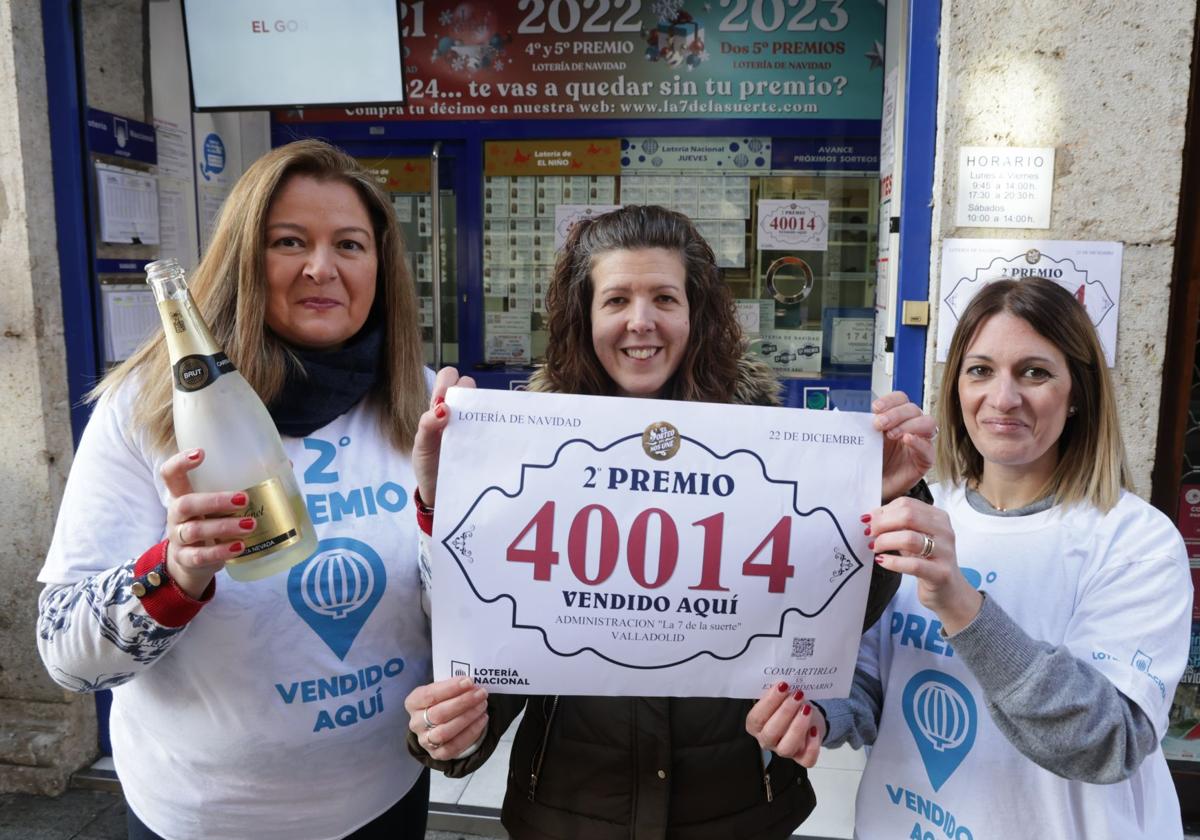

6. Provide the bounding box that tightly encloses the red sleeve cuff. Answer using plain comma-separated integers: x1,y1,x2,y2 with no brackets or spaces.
134,540,215,628
414,487,434,537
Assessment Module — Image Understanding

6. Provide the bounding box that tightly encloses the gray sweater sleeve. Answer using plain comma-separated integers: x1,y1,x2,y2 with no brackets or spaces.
945,592,1158,783
818,667,884,750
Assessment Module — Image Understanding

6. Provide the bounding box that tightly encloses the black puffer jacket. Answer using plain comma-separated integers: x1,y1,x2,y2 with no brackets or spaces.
412,358,900,839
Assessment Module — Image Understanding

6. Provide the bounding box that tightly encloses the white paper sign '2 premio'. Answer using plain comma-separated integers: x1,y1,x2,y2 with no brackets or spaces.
429,388,881,700
937,238,1122,367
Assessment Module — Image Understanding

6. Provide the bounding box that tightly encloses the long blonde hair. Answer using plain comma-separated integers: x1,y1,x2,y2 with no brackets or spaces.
94,140,426,452
936,277,1130,511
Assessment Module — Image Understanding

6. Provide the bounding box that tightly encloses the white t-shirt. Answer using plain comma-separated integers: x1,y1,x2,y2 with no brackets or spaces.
39,379,432,840
852,484,1190,840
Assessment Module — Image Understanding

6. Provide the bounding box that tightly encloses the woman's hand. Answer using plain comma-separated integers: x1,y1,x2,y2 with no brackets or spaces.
745,682,825,768
873,391,937,502
404,677,490,760
161,449,256,599
414,367,477,508
864,497,982,634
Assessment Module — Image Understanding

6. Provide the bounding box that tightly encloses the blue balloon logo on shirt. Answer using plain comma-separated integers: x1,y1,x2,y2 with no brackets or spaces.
960,567,982,589
288,537,386,660
902,670,977,792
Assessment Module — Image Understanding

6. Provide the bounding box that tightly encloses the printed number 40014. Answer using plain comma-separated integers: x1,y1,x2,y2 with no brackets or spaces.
506,501,797,593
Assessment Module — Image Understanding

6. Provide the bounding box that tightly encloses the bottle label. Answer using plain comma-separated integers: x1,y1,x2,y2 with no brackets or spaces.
172,352,235,392
229,476,305,563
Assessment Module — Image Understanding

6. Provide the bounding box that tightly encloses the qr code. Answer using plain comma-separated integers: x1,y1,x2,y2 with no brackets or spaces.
792,637,814,659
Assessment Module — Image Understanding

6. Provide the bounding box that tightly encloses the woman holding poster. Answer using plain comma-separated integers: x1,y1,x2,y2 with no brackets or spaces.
760,278,1191,839
404,205,936,839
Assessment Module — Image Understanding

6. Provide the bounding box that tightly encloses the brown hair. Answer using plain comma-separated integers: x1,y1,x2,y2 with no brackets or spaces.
936,277,1130,510
94,139,426,452
541,205,741,401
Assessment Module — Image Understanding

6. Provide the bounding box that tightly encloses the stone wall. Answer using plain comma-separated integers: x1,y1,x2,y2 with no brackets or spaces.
925,0,1198,496
0,0,97,794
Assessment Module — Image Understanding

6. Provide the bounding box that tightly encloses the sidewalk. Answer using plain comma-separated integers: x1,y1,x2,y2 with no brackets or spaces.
0,732,865,840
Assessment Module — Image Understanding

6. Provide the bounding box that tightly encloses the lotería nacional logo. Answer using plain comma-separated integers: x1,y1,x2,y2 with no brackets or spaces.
642,421,680,460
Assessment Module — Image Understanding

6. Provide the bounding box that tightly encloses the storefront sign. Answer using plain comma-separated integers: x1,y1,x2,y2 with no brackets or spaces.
622,136,770,171
87,107,158,164
357,157,431,192
956,147,1055,229
277,0,884,124
937,239,1123,367
772,137,879,172
430,387,879,699
485,139,621,176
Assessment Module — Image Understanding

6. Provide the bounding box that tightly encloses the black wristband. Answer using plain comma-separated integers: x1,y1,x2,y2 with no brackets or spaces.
131,558,170,599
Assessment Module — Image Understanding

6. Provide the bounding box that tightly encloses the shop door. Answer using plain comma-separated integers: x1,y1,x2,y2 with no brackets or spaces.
345,142,467,370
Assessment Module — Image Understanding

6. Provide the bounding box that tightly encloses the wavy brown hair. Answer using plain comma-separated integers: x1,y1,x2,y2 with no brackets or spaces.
541,205,741,401
936,277,1130,511
94,139,426,452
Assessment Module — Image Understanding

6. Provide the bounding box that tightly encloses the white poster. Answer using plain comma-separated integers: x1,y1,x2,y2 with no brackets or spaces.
757,200,829,252
937,239,1123,367
431,389,880,699
754,330,824,374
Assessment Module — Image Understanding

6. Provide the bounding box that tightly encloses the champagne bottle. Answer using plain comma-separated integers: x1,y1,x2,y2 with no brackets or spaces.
146,258,317,581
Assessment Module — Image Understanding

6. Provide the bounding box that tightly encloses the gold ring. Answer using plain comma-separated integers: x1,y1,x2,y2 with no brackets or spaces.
919,534,935,558
422,707,436,731
176,522,189,546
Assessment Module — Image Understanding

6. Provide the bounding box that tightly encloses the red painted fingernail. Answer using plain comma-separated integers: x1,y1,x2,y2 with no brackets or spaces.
229,542,244,553
875,555,885,564
793,689,805,702
859,514,871,523
239,518,255,530
434,395,445,407
803,704,812,716
777,681,789,693
809,726,818,737
231,493,248,506
863,526,871,536
435,404,447,419
868,541,875,550
187,449,202,461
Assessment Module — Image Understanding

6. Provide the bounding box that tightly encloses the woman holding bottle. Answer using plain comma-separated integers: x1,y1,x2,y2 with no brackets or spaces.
751,278,1191,838
401,205,937,839
36,140,433,840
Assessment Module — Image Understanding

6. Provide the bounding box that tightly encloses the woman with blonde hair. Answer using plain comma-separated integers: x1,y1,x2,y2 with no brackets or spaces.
755,277,1192,839
37,140,434,839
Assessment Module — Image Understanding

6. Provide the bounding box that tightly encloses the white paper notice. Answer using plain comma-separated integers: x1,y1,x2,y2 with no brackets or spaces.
757,200,829,252
101,285,158,362
735,300,762,335
554,204,623,250
431,389,880,699
937,238,1122,366
95,163,160,245
956,147,1054,229
485,332,531,364
153,119,192,180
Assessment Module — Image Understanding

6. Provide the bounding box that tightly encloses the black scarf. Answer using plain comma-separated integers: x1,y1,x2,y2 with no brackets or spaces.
268,322,383,437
